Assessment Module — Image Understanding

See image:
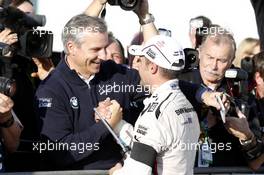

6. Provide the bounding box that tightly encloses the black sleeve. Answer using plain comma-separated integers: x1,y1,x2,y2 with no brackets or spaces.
179,80,202,119
251,0,264,50
35,86,109,168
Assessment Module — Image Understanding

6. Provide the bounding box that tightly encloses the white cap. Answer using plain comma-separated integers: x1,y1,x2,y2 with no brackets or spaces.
128,35,185,71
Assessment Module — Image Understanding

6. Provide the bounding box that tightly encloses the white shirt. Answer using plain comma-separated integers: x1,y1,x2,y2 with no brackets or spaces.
114,79,200,175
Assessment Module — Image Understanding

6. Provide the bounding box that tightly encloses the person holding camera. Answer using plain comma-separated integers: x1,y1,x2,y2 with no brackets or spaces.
0,0,55,171
0,92,23,172
180,24,264,169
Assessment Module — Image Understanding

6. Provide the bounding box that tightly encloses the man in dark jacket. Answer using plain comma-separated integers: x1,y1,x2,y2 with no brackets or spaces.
35,14,146,170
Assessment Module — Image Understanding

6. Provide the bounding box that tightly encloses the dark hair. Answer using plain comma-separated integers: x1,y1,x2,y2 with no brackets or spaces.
108,32,125,63
190,16,212,48
253,51,264,79
144,58,180,79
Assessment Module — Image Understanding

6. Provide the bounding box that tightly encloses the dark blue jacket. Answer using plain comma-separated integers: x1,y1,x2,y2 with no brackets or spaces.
35,58,145,170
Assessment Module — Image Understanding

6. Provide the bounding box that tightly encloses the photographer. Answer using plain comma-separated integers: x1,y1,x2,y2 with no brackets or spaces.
0,92,23,172
180,24,264,169
0,0,54,171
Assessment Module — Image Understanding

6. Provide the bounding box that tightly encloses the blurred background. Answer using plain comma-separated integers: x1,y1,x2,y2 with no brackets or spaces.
35,0,258,52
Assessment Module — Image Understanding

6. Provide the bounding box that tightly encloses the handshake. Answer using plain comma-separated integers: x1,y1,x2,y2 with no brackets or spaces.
94,97,123,128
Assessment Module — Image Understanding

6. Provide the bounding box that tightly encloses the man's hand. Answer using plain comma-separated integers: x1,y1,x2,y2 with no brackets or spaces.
31,57,54,80
98,0,108,5
0,28,18,46
95,99,122,128
95,97,112,122
0,93,14,123
202,91,230,110
225,109,253,141
85,0,107,17
109,162,123,175
107,100,123,128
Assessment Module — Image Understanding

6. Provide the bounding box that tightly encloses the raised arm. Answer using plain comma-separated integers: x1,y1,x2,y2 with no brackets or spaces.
84,0,107,17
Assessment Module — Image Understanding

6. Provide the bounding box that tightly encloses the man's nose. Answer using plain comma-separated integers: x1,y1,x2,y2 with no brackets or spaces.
98,48,106,60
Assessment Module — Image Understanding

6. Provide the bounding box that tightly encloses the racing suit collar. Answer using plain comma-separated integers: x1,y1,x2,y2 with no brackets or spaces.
143,79,179,105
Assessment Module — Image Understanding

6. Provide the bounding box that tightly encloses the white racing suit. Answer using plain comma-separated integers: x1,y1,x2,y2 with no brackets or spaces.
113,79,200,175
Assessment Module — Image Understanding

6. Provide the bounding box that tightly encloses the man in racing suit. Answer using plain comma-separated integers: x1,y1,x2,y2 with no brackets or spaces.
109,35,200,175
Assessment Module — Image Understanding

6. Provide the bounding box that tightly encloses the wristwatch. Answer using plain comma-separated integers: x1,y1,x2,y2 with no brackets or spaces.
240,134,256,150
139,13,155,25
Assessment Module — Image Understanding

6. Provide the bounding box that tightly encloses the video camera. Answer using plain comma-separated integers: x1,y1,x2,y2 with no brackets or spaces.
0,6,53,58
107,0,140,10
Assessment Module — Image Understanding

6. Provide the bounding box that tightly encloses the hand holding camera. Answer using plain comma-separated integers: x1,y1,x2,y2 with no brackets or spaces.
0,28,18,46
0,93,13,123
225,108,253,141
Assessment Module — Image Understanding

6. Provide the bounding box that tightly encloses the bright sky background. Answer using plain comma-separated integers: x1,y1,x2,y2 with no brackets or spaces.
36,0,259,52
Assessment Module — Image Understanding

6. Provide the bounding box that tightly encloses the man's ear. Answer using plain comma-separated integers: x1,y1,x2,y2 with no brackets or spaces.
255,72,264,85
67,41,76,56
150,63,158,74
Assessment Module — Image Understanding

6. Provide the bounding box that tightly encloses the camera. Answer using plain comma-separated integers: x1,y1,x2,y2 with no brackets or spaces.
183,48,199,71
0,6,53,58
107,0,140,11
0,42,11,56
0,76,16,97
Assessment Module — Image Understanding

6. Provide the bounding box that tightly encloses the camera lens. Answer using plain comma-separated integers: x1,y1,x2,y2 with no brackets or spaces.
119,0,138,10
0,77,16,97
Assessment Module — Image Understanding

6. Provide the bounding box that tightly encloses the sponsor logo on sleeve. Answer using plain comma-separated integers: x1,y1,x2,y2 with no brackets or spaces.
38,98,52,108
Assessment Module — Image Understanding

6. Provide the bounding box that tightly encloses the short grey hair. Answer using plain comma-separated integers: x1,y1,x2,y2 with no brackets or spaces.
61,14,107,54
199,25,236,61
144,58,181,79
